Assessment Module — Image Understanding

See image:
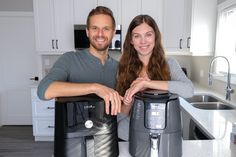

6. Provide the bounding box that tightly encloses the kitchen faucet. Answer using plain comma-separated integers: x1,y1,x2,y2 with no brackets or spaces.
208,56,234,101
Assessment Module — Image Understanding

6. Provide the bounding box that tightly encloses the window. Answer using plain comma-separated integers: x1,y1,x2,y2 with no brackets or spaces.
215,2,236,76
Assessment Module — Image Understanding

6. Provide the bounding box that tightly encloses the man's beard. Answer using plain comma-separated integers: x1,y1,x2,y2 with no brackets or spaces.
89,36,111,51
90,42,110,51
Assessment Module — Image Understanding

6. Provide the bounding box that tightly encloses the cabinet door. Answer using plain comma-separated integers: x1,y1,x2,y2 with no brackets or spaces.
121,0,141,47
33,0,55,51
54,0,74,52
34,0,74,53
74,0,97,24
190,0,217,56
97,0,121,24
163,0,185,52
183,0,192,51
141,0,163,33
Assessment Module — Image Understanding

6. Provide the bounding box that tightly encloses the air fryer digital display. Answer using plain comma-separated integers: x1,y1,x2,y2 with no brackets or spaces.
144,103,166,130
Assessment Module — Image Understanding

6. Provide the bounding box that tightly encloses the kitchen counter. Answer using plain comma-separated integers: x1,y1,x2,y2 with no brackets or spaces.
118,83,236,157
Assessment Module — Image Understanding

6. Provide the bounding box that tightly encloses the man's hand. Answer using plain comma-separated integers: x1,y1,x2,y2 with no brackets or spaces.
94,84,122,115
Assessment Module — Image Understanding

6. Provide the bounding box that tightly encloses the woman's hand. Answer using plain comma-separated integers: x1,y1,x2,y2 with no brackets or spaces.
123,76,150,105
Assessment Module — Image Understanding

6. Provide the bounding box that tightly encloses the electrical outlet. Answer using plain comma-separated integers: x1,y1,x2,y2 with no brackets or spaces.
200,69,204,78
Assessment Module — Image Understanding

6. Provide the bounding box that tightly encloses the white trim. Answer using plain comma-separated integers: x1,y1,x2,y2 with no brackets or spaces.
0,11,33,17
218,0,236,11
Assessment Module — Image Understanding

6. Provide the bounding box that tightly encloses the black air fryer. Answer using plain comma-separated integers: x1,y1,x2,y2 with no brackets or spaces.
129,90,182,157
54,94,119,157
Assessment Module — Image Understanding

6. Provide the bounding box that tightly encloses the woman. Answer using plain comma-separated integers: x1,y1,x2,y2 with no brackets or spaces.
116,15,194,140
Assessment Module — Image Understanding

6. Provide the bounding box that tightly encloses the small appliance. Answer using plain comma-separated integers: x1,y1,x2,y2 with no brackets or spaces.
54,94,119,157
129,90,182,157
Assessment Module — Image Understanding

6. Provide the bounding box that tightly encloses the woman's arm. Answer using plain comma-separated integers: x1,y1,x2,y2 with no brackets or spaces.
167,58,194,98
121,58,194,115
121,79,168,115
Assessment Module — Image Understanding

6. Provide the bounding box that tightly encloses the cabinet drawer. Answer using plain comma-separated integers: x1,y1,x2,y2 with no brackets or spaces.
33,118,54,136
32,100,55,116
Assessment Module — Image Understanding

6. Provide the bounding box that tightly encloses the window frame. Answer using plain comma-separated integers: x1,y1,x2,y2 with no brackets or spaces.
214,0,236,85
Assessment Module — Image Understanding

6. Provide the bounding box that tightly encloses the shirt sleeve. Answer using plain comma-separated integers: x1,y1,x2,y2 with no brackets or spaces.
37,52,72,100
167,58,194,98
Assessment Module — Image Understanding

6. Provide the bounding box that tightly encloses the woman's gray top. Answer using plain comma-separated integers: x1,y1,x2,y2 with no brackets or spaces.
118,57,194,141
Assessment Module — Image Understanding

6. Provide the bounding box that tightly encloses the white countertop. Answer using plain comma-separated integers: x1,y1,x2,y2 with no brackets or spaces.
118,83,236,157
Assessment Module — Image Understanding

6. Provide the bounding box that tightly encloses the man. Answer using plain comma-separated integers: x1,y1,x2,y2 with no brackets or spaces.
37,6,122,115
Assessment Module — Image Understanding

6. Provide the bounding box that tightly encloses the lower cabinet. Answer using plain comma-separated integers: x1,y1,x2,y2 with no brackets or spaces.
31,87,55,141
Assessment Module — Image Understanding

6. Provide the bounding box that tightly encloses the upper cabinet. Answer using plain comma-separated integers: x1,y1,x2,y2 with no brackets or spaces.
97,0,121,25
141,0,163,34
74,0,121,25
33,0,74,53
121,0,141,47
121,0,163,49
190,0,217,56
163,0,191,54
73,0,97,24
163,0,217,56
33,0,217,55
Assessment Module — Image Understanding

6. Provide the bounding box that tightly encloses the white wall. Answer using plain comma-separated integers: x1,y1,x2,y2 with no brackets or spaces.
0,0,34,126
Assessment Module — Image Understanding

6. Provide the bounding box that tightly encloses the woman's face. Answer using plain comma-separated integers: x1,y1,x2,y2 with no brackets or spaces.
131,23,155,59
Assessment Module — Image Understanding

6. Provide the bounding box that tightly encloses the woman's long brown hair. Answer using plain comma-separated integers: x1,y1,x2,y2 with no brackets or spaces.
116,15,171,96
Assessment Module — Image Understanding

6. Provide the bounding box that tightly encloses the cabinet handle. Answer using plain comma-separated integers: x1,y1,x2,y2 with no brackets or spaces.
179,39,183,49
187,37,191,48
52,40,55,49
48,125,54,128
29,76,39,81
47,107,55,109
56,39,58,49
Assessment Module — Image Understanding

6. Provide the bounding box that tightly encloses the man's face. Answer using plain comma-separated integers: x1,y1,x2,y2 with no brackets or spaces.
86,14,115,52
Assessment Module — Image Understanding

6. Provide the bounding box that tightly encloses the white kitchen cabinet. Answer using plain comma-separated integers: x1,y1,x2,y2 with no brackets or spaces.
183,0,192,51
121,0,164,50
163,0,188,53
73,0,97,24
33,0,74,53
121,0,141,47
163,0,217,56
74,0,121,25
141,0,163,33
31,87,55,141
97,0,121,25
190,0,217,56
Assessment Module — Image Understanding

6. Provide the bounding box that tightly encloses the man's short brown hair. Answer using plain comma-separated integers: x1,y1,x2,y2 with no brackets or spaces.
86,6,116,30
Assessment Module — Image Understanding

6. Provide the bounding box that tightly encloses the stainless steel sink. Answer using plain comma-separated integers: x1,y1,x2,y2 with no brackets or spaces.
185,94,221,103
185,94,235,110
191,102,234,110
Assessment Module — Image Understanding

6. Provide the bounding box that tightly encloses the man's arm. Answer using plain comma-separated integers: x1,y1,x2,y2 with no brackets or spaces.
45,81,122,115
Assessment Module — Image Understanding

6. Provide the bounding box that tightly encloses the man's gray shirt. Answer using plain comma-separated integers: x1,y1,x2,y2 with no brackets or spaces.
37,49,118,100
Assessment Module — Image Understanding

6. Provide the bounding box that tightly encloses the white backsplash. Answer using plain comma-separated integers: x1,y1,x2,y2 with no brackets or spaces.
41,55,60,77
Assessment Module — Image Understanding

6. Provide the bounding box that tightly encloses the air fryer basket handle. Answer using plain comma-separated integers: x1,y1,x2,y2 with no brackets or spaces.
150,134,160,157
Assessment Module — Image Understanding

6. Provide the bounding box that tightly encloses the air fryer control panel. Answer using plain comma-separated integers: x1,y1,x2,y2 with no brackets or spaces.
145,103,166,130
